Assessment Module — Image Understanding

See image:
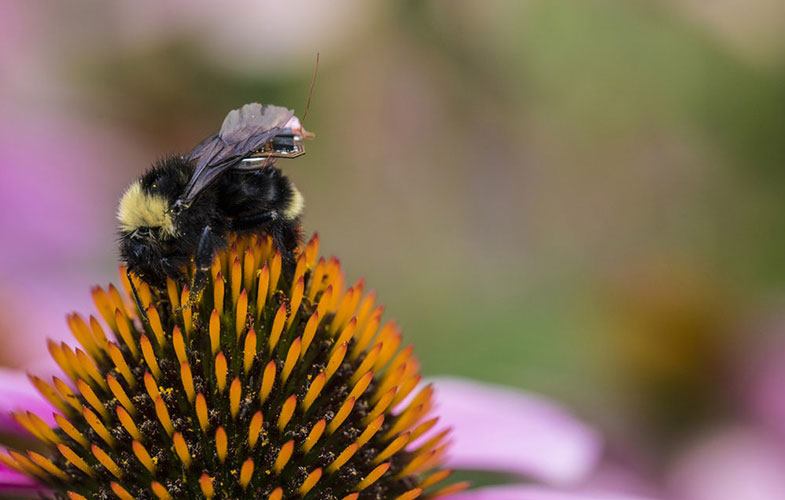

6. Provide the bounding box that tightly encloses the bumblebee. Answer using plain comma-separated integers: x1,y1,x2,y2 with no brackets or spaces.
117,103,309,311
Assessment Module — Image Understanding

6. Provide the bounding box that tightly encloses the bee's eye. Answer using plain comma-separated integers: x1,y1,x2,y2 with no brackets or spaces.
134,227,152,238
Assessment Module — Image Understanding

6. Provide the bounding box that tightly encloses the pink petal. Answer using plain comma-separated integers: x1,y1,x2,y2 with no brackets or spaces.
742,334,785,440
0,459,44,491
445,485,657,500
0,367,56,434
427,377,602,485
668,426,785,500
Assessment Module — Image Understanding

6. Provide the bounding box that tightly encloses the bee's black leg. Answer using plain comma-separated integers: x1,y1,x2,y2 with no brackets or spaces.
270,222,299,279
230,212,275,229
188,225,215,306
126,267,150,324
161,257,185,284
230,214,299,274
160,257,189,309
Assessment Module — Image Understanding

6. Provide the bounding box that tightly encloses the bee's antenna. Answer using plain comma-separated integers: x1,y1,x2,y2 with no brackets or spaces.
260,150,278,170
302,52,320,124
126,267,150,324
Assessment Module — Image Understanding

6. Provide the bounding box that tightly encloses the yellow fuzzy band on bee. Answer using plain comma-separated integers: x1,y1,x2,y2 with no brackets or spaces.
283,183,304,220
117,182,177,237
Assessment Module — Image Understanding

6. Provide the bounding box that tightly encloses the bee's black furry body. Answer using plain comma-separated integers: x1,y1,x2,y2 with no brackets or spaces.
117,103,307,309
119,155,302,289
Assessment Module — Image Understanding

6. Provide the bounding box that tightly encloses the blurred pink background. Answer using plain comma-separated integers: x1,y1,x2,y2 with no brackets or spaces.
2,1,785,498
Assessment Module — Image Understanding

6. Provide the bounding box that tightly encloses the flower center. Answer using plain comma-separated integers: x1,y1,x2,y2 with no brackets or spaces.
2,234,457,500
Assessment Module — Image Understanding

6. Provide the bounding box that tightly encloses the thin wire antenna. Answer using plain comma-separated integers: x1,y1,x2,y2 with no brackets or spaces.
302,52,320,124
260,151,278,170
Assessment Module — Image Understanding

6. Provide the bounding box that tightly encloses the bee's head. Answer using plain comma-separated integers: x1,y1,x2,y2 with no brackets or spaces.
116,180,174,275
117,180,177,242
117,157,193,241
117,158,194,271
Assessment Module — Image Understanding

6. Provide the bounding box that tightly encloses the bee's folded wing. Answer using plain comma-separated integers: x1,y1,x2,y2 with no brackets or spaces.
180,103,294,204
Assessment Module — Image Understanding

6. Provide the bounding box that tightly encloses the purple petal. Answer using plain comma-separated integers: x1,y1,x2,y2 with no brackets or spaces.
0,367,56,435
742,334,785,440
444,485,657,500
426,377,602,485
667,426,785,500
0,459,43,491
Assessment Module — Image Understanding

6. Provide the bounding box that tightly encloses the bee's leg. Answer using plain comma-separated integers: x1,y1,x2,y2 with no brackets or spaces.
187,225,215,307
230,214,299,276
126,267,150,324
160,257,185,283
230,212,275,230
269,221,300,278
161,257,188,307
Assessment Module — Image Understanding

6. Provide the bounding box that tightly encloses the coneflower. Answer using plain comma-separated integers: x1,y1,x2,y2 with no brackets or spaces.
1,234,463,500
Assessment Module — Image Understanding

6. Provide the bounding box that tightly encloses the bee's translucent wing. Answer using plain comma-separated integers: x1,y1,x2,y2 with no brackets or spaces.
179,103,294,205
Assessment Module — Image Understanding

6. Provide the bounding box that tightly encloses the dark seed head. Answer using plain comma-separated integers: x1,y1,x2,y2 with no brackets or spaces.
4,235,462,500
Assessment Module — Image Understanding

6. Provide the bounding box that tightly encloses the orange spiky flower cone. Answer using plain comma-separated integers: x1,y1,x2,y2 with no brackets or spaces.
2,234,463,500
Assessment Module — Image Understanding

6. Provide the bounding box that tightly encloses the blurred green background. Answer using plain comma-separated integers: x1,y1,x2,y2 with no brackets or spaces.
2,0,785,494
